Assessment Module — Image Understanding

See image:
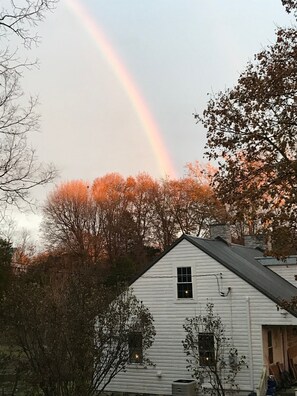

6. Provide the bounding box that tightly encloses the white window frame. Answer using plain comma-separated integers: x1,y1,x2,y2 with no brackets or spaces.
174,264,196,302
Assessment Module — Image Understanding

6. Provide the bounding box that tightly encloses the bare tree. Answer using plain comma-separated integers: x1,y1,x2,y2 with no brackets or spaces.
0,0,57,47
0,0,58,211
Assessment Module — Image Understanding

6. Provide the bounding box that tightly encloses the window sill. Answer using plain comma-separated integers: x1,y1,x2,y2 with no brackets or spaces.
174,298,197,304
127,363,147,369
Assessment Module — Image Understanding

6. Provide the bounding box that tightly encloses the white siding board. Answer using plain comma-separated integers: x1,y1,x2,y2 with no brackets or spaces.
267,265,297,286
106,239,297,395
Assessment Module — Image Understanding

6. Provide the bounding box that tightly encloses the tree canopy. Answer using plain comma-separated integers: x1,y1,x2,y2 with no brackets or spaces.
42,170,226,278
198,8,297,256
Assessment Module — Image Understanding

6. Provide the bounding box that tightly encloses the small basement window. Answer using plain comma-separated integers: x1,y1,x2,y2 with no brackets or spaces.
177,267,193,298
198,333,215,366
128,332,143,364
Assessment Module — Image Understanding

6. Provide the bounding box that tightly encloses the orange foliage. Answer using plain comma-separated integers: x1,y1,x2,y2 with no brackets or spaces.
92,173,126,203
43,168,225,262
48,180,91,205
185,161,217,185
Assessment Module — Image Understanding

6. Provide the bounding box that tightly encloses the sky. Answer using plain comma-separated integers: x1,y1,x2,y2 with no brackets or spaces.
11,0,294,242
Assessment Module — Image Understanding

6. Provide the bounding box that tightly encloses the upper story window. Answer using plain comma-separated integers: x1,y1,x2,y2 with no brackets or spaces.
128,332,143,364
177,267,193,298
198,332,215,366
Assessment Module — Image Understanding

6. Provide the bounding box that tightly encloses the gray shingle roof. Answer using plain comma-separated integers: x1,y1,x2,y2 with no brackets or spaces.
185,235,297,316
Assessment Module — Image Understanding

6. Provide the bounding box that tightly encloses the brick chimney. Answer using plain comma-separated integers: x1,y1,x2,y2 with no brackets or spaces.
210,223,232,244
243,234,265,250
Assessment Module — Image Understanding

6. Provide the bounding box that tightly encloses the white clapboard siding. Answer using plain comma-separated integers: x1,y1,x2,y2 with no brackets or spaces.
106,239,297,395
266,264,297,286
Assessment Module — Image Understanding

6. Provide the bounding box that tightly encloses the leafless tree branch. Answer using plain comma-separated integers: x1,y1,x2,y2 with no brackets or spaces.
0,0,58,212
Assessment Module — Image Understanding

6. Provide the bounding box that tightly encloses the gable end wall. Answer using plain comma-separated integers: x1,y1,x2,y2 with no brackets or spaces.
106,239,297,395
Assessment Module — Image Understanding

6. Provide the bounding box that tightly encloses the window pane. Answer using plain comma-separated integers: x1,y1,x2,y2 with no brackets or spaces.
186,267,191,276
198,333,215,366
177,267,193,299
177,283,193,298
185,273,191,282
178,267,191,283
128,332,143,364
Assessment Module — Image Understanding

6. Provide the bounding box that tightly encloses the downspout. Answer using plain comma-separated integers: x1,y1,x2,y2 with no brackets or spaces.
246,296,255,390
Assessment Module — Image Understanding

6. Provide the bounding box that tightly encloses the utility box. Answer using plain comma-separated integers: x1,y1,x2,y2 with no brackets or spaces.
172,379,196,396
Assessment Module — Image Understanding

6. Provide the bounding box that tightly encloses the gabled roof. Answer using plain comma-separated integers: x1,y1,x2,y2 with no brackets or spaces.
132,234,297,317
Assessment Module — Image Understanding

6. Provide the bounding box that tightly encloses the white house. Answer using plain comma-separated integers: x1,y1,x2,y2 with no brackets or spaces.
106,230,297,396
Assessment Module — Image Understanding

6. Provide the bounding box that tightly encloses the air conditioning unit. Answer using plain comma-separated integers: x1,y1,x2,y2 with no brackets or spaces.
172,379,196,396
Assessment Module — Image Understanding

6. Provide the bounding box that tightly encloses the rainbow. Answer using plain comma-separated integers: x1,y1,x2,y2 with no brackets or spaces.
65,0,177,178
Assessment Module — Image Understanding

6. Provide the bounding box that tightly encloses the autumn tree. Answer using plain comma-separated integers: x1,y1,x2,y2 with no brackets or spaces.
198,17,297,255
43,176,149,283
184,162,227,236
128,173,157,249
2,262,155,396
43,180,104,263
43,170,226,274
92,173,138,265
0,1,57,213
147,167,225,250
150,176,219,249
148,177,179,249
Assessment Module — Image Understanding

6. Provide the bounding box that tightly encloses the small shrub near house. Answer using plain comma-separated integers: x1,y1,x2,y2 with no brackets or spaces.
183,303,247,396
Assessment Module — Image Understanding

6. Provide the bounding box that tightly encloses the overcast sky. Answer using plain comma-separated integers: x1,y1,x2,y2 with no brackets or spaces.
12,0,293,242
